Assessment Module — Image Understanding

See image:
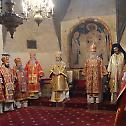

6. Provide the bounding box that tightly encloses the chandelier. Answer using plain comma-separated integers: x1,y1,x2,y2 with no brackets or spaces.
0,0,23,39
22,0,54,26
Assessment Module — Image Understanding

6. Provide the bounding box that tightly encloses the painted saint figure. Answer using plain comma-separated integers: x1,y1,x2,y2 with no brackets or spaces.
71,31,80,67
25,53,44,99
84,43,107,110
13,58,29,108
50,52,69,102
0,53,15,112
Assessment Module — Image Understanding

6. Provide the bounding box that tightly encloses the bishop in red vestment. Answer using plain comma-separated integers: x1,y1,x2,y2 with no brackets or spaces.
13,58,29,108
84,43,107,109
0,53,14,112
25,53,44,99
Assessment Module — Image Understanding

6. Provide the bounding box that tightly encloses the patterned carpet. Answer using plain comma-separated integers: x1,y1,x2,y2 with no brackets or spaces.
0,79,121,126
29,97,117,111
0,107,115,126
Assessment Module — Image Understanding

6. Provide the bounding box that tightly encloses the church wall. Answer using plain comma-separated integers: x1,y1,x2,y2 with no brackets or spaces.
116,0,126,42
63,0,116,21
61,15,116,67
2,0,118,77
53,0,71,49
3,19,60,77
2,0,68,78
61,0,117,68
120,28,126,51
118,0,126,52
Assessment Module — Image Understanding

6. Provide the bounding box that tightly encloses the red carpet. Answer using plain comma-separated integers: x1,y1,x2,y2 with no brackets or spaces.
29,97,117,111
0,79,121,126
120,111,126,126
0,107,115,126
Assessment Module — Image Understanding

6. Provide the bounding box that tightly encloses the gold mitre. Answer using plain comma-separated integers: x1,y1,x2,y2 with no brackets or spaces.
90,43,96,52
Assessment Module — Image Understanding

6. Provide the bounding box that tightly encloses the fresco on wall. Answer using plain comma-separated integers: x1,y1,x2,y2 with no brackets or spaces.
69,18,112,68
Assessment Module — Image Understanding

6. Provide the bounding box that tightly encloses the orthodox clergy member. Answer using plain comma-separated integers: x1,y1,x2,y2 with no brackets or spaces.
13,58,28,108
114,70,126,126
108,43,126,103
84,43,107,110
49,52,69,102
0,53,15,111
25,53,44,99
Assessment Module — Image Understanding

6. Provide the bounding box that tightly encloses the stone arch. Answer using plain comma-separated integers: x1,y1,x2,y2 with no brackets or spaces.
68,18,112,68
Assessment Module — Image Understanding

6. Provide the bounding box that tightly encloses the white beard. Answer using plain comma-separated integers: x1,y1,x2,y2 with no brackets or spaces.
90,52,97,59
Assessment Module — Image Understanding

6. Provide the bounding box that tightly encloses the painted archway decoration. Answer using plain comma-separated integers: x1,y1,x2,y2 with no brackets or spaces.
69,18,112,68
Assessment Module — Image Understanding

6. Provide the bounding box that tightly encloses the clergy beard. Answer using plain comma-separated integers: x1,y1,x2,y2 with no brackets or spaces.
90,52,97,59
114,51,120,55
56,58,62,64
5,64,9,68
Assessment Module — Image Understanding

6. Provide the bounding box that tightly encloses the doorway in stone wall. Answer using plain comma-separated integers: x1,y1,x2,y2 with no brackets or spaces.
69,18,112,69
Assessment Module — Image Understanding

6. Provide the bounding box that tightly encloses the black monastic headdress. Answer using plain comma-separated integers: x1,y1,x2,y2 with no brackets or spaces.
2,53,10,57
111,43,126,64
